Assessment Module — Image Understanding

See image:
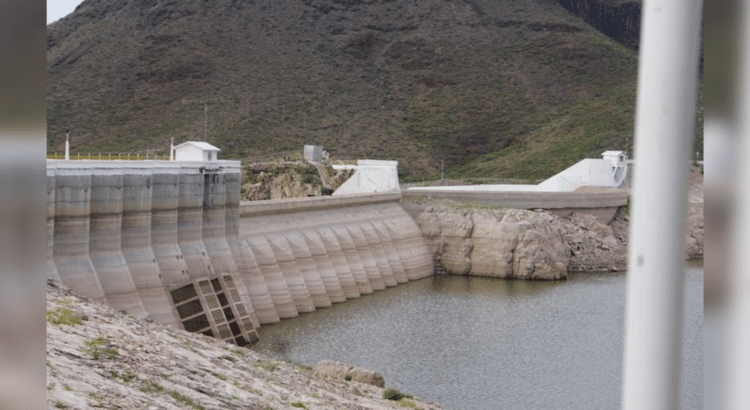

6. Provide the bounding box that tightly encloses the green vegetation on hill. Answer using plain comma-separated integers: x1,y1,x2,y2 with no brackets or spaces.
46,0,665,181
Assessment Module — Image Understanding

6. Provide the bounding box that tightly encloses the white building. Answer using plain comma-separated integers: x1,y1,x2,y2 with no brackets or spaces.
173,141,220,161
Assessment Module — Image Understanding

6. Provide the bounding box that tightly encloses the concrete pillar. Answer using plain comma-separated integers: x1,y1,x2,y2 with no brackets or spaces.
344,224,386,291
313,227,363,298
330,225,376,294
301,229,348,302
369,219,408,284
150,164,190,288
244,235,298,319
176,163,214,280
384,204,434,280
89,163,146,317
357,216,398,287
266,233,316,313
52,161,106,303
285,231,335,307
47,162,60,282
225,168,278,325
201,167,241,280
121,163,176,326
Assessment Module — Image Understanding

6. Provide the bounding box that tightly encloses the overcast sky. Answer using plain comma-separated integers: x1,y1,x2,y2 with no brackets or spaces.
47,0,85,24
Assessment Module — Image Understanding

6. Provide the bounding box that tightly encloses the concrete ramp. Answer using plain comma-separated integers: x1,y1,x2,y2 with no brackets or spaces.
536,158,625,192
332,160,400,196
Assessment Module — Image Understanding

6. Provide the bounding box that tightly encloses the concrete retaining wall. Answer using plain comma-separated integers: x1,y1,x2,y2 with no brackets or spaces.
48,161,433,344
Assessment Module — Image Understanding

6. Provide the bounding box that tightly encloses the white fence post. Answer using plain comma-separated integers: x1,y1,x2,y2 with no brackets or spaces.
621,0,703,409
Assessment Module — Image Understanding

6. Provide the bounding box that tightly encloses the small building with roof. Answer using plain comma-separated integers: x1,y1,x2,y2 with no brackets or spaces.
173,141,221,161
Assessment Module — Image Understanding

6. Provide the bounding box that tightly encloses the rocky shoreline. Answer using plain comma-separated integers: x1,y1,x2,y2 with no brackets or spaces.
46,280,442,410
415,200,703,280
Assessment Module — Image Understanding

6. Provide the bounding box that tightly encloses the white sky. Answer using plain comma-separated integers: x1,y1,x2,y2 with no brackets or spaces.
47,0,85,24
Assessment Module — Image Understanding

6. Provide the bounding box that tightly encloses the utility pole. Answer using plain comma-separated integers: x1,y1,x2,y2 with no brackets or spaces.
182,99,213,141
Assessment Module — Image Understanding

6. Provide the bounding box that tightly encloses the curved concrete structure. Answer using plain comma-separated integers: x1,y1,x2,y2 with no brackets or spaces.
89,164,146,316
244,234,298,319
150,163,190,288
47,162,60,282
177,164,213,281
121,163,175,326
225,170,277,326
53,162,106,303
317,226,372,296
48,161,434,345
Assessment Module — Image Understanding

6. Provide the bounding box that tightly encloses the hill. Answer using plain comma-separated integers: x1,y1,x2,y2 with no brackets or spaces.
47,0,640,181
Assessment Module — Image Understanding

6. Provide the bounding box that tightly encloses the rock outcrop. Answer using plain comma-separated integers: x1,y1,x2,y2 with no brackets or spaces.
562,210,628,272
242,162,353,201
313,360,386,388
415,199,704,278
418,208,570,280
47,280,442,410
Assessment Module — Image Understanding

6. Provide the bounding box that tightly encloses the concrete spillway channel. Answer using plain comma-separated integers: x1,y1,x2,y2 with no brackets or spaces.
47,159,433,346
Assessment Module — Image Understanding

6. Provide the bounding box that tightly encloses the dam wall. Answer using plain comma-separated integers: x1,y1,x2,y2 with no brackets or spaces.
47,160,433,345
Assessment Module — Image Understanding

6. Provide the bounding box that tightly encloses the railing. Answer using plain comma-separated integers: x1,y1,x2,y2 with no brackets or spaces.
47,152,170,160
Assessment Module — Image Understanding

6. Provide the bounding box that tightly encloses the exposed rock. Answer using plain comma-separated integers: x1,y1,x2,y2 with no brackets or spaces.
416,198,704,277
561,211,627,272
243,162,354,201
313,360,386,388
418,208,569,280
47,280,441,410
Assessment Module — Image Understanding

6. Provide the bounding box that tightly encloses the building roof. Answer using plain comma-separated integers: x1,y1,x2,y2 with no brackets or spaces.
601,150,624,156
173,141,221,151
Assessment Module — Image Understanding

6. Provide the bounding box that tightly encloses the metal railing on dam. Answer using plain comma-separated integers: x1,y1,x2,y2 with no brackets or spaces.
46,160,433,346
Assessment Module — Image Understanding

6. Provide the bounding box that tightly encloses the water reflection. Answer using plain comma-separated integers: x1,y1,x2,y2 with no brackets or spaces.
253,268,702,410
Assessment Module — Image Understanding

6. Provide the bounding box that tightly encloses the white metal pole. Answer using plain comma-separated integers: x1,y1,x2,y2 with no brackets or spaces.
170,137,174,161
621,0,702,408
728,0,750,407
64,130,69,161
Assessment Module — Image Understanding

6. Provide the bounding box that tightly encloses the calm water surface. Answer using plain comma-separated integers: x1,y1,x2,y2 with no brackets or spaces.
253,263,703,410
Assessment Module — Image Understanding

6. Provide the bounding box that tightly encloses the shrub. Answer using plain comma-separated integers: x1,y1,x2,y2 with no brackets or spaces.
140,379,166,394
47,300,82,327
399,398,421,409
171,391,205,409
253,360,279,372
344,373,353,381
82,336,107,360
290,402,308,409
383,388,412,401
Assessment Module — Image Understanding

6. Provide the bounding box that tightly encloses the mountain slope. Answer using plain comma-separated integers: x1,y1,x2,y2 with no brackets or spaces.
47,0,638,180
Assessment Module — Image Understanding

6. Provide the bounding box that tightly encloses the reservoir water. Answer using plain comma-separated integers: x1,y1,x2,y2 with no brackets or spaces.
253,262,703,410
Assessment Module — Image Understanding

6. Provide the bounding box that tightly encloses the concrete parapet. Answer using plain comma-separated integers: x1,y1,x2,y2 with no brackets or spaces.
401,189,628,210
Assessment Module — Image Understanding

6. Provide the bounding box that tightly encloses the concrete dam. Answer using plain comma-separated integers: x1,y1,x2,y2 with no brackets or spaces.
46,160,433,346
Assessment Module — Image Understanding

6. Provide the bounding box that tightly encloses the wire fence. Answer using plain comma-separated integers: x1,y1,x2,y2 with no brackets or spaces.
47,152,170,160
